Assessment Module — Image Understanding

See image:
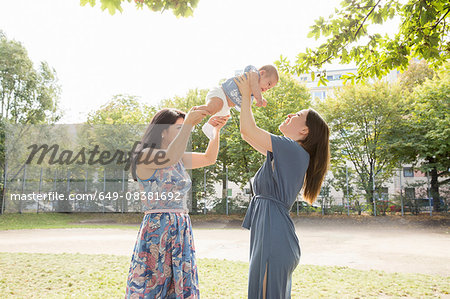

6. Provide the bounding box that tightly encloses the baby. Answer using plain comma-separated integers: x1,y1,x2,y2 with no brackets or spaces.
199,65,279,139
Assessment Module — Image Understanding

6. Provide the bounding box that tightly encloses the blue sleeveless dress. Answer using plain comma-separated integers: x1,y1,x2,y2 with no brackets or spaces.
125,161,199,299
242,134,310,299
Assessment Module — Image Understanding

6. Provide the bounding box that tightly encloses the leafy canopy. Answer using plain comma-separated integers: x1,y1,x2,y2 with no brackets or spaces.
80,0,199,17
277,0,450,85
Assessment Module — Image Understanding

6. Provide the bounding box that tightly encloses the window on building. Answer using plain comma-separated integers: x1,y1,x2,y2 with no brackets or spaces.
333,74,342,80
327,75,333,80
403,167,414,177
312,91,326,100
405,187,415,199
375,187,389,200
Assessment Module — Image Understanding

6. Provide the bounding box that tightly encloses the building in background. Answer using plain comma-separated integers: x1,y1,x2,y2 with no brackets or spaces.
299,68,357,101
300,67,399,101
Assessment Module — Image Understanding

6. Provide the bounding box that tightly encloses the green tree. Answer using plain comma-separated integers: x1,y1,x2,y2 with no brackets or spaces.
277,0,450,85
0,33,61,124
80,0,199,17
87,94,156,125
0,31,61,214
317,81,405,213
330,164,357,204
388,65,450,211
86,95,157,212
398,60,435,92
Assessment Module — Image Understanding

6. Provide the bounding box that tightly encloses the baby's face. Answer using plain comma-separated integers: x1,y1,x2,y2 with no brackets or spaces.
259,72,278,92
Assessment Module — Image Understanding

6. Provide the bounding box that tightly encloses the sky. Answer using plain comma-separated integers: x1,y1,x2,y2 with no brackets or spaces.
0,0,373,123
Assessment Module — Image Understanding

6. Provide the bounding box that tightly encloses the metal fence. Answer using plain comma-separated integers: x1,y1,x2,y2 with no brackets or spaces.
2,164,448,215
293,194,449,217
2,164,150,213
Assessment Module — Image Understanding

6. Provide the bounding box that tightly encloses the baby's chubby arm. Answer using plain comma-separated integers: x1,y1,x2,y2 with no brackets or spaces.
195,97,223,116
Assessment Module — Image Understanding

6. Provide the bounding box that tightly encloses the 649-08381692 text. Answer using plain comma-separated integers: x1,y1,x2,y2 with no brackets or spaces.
10,191,182,201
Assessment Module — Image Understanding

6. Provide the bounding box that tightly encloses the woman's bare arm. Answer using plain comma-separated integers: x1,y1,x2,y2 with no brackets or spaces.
137,108,209,170
236,75,273,154
183,115,229,169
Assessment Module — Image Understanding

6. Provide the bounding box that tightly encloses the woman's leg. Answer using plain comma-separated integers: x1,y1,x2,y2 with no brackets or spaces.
262,263,268,299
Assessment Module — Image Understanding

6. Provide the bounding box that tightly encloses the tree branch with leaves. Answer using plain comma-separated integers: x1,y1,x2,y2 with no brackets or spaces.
276,0,449,85
80,0,199,17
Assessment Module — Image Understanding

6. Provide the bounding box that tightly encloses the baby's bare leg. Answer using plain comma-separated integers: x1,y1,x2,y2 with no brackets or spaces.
197,97,223,115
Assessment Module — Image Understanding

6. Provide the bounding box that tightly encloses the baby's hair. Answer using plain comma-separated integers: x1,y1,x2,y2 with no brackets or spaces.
259,65,279,81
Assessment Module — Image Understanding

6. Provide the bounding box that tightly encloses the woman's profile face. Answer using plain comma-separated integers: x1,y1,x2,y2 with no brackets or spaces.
279,109,309,141
162,117,184,146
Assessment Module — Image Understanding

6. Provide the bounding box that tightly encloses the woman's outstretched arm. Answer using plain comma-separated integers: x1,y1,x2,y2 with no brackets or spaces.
183,115,229,169
138,108,209,170
235,75,272,155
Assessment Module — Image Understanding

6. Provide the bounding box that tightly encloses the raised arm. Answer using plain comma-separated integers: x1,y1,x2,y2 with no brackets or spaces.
183,115,230,169
137,108,209,170
235,74,272,156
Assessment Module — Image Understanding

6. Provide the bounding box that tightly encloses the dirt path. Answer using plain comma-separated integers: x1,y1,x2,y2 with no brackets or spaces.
1,220,448,276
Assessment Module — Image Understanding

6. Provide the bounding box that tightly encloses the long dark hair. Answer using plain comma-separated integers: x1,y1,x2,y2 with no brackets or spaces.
300,108,330,204
131,108,185,181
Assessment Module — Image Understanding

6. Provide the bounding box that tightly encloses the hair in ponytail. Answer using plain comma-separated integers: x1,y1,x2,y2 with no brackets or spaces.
300,108,330,204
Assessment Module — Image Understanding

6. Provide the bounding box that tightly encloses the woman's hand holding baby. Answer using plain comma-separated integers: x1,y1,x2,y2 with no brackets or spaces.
184,107,210,126
208,115,230,131
234,73,252,100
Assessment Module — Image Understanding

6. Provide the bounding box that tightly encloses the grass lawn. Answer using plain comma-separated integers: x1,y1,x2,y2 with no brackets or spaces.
0,252,448,298
1,212,449,231
0,212,248,230
0,212,141,230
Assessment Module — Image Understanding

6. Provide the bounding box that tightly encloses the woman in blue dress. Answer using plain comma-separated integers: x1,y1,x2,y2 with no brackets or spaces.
125,107,229,298
235,75,330,299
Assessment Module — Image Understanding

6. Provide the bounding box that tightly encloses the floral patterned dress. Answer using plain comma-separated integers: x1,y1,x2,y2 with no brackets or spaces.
125,160,199,299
